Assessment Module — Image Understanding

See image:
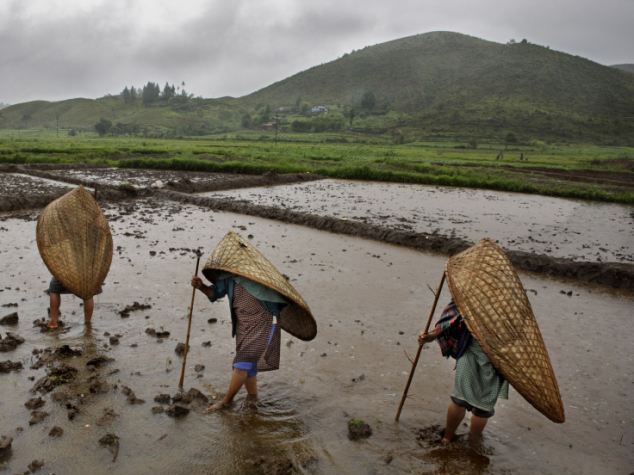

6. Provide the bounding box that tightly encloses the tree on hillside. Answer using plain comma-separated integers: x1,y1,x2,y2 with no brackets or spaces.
121,86,131,104
94,118,113,136
162,82,176,101
241,113,253,129
361,91,376,111
344,106,356,127
142,82,161,105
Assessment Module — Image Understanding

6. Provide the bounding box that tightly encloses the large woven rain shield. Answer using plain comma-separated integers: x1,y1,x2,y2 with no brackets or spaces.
446,239,564,423
37,186,113,300
203,231,317,341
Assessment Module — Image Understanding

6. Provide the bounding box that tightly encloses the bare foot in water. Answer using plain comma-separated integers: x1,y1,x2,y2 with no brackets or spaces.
440,430,458,445
46,321,59,330
204,401,229,413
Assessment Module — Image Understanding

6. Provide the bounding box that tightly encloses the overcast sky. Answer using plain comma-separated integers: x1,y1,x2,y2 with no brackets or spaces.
1,0,633,105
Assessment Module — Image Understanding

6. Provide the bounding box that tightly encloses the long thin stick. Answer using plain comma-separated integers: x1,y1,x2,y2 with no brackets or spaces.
395,272,446,422
178,251,202,389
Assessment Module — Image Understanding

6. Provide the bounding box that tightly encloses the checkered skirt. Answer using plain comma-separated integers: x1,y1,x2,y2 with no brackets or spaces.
233,284,281,372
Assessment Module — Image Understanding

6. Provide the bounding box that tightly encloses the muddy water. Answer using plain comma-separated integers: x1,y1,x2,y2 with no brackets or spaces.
0,199,632,474
202,179,634,264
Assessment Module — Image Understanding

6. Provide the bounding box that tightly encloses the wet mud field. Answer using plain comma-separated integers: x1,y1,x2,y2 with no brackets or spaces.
0,195,633,475
202,179,634,264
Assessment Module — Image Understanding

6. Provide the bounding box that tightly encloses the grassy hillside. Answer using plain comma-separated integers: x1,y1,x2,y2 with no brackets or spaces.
1,31,633,143
0,95,245,136
244,32,634,142
246,32,634,114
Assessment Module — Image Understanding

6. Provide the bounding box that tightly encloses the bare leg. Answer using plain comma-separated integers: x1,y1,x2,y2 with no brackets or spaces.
206,369,248,413
83,297,94,324
245,375,257,397
442,401,466,444
469,415,488,438
48,293,61,329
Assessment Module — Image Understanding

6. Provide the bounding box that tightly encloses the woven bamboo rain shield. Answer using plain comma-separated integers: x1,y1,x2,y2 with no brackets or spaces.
36,186,113,300
446,239,565,423
203,231,317,341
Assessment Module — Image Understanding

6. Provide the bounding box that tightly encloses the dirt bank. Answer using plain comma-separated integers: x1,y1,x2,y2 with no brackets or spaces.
162,190,634,291
19,164,320,193
1,165,320,211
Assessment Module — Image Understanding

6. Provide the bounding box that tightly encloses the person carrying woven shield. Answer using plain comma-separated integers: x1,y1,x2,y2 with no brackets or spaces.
192,231,316,412
46,277,99,329
419,300,509,444
36,186,113,331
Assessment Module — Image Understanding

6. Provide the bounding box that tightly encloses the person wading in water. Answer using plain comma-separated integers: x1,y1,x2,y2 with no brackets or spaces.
191,231,316,413
419,300,508,444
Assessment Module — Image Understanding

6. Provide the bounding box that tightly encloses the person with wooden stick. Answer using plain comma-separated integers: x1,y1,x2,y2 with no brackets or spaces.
419,299,508,444
191,231,316,412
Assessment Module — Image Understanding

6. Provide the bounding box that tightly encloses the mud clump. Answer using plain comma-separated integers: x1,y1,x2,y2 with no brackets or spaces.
119,301,152,318
0,312,18,326
154,394,171,404
166,404,190,418
175,342,186,356
28,459,45,472
24,397,45,410
348,418,372,441
0,360,23,373
32,363,78,394
49,426,64,438
121,385,145,405
145,327,170,339
86,356,114,368
99,433,120,462
0,435,12,457
0,332,25,352
96,408,119,427
31,344,82,370
29,410,49,426
416,424,445,448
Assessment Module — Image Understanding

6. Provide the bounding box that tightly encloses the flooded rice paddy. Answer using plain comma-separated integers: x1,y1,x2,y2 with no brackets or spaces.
202,179,634,263
1,194,632,474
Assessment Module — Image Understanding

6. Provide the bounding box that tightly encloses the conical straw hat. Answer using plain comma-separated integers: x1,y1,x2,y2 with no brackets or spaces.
446,239,565,423
36,186,113,300
202,231,317,341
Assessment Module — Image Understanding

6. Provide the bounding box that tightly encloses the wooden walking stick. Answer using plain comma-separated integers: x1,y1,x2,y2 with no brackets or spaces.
178,250,203,389
395,272,446,422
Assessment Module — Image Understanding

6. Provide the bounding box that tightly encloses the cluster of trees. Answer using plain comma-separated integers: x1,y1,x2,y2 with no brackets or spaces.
94,118,139,136
120,82,193,106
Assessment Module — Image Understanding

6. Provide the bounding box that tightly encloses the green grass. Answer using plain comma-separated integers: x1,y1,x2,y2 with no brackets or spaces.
1,129,632,203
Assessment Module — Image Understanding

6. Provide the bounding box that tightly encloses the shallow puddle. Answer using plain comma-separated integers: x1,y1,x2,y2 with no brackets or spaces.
0,199,632,474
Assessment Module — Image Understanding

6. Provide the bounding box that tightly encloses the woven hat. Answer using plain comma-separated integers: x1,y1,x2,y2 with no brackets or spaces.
202,231,317,341
446,239,565,423
36,186,113,300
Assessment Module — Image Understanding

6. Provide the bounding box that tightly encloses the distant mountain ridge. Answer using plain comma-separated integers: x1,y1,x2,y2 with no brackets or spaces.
244,31,634,116
611,64,634,74
1,31,633,142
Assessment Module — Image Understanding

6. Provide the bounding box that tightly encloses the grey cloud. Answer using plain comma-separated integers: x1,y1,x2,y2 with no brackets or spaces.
1,0,632,104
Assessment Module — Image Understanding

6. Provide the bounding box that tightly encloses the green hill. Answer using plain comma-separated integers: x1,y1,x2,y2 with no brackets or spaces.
243,32,634,141
1,31,633,142
612,64,634,74
0,95,244,136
